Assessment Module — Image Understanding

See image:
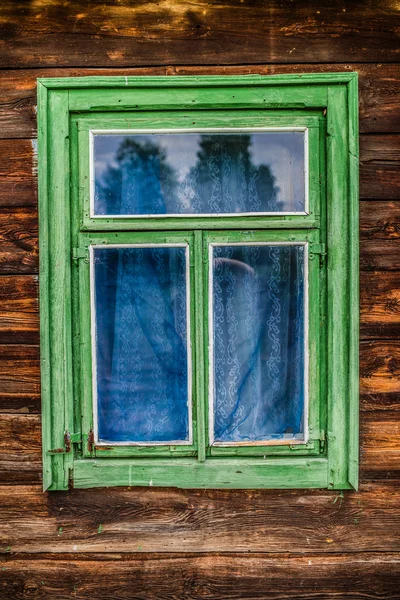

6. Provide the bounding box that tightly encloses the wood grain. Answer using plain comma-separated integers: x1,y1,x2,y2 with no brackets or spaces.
360,271,400,339
361,412,400,479
0,1,399,68
360,135,400,200
0,275,39,344
0,140,37,207
1,553,400,599
360,201,400,271
0,207,38,273
0,345,40,414
0,482,399,554
0,64,399,138
0,413,41,484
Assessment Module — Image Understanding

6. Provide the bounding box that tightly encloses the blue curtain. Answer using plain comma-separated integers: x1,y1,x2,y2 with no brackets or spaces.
94,246,189,443
212,245,305,443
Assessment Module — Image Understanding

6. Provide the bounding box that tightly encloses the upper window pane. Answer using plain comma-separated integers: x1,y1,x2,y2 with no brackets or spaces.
92,131,306,216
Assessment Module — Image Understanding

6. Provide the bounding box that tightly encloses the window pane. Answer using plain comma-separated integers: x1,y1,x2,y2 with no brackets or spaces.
93,245,190,443
93,132,305,215
211,244,305,444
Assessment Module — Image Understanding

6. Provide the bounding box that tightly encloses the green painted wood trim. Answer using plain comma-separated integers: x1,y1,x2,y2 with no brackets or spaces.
72,457,329,489
326,79,359,490
347,75,360,490
37,81,52,491
38,73,359,89
38,87,73,490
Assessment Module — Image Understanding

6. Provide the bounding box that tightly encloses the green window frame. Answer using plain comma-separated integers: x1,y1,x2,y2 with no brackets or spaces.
38,74,359,491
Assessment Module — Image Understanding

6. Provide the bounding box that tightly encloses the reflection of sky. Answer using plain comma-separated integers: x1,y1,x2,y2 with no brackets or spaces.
94,132,305,208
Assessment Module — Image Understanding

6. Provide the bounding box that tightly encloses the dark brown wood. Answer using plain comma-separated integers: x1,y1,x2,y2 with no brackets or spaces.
0,64,399,139
360,271,400,339
0,275,39,345
361,412,400,479
0,345,40,414
0,413,41,484
0,482,399,554
360,341,400,397
0,207,38,274
1,552,400,600
360,135,400,200
360,201,400,271
1,1,399,68
0,139,37,207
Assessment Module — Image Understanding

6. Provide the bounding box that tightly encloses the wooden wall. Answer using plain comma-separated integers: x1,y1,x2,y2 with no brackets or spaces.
1,1,400,597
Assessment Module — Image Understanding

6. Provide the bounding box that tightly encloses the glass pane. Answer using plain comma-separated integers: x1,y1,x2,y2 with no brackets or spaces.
93,132,305,215
93,245,190,443
211,244,305,444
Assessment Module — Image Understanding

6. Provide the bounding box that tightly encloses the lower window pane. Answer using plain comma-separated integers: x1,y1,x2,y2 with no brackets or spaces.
210,244,305,444
92,245,190,444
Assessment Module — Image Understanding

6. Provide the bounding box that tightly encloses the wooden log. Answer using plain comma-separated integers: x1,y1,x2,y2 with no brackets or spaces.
0,275,39,345
0,482,399,554
0,413,41,484
0,140,37,207
0,64,399,138
360,135,400,200
360,341,400,395
0,207,38,273
360,201,400,271
0,345,40,414
360,271,400,339
0,1,399,68
1,552,400,599
361,412,400,479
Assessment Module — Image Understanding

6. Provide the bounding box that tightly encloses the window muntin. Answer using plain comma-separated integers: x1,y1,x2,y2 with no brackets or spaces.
91,244,192,445
209,242,307,446
91,128,308,218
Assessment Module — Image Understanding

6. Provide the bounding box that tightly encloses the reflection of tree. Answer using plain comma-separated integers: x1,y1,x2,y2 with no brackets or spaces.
97,138,178,214
185,134,281,213
96,134,280,214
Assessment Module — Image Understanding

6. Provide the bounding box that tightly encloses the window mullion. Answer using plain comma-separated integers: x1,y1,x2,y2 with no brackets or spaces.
194,230,207,462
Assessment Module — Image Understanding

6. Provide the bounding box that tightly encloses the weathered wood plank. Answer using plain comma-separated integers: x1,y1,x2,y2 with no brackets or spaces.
1,553,400,600
360,201,400,271
360,271,400,339
0,413,41,484
0,1,399,68
360,341,400,395
0,275,39,345
0,482,399,554
1,64,399,138
360,135,400,200
0,345,40,414
0,139,37,207
361,412,400,479
0,207,38,273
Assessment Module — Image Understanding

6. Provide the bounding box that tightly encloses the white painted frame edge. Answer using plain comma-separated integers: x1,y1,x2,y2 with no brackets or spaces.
89,127,309,218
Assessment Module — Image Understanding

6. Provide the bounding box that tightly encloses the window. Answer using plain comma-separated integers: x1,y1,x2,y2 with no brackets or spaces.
38,74,359,490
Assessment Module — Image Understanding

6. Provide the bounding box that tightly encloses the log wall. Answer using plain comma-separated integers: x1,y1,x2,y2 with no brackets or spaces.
0,1,399,597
